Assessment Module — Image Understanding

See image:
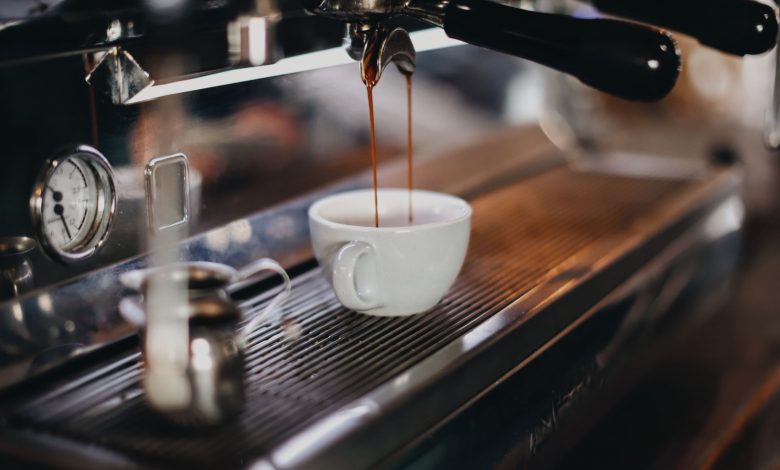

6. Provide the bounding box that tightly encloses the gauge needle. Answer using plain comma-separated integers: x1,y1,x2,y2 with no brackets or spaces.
53,203,72,239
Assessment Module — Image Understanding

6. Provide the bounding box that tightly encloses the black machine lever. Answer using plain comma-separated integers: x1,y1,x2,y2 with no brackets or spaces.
591,0,779,56
443,0,681,101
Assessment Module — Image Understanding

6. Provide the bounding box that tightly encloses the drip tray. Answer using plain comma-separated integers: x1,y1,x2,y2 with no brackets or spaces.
2,167,734,469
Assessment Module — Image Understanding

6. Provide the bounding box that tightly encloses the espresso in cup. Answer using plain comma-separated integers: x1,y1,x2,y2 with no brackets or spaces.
309,189,471,316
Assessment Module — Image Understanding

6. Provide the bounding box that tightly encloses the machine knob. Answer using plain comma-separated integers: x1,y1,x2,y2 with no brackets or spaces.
592,0,779,56
443,0,681,101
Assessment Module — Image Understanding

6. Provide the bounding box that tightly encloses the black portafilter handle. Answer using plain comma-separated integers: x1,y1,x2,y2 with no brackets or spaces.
443,0,681,101
592,0,778,56
591,0,778,56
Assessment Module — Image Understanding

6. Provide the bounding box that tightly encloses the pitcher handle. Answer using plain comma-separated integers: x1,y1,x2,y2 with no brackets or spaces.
238,258,292,347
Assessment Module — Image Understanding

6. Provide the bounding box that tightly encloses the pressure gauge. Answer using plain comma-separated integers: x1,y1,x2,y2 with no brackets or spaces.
30,145,117,263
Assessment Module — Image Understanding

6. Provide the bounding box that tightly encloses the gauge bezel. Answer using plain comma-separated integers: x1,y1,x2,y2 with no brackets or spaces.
30,145,117,264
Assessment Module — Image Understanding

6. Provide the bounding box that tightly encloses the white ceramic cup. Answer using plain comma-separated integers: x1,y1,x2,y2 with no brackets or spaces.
308,188,472,316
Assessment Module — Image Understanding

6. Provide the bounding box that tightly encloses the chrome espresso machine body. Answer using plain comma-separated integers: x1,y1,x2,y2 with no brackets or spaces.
0,1,775,468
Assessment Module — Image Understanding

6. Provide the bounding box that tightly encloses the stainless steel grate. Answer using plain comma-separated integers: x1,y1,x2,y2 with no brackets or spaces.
7,169,691,467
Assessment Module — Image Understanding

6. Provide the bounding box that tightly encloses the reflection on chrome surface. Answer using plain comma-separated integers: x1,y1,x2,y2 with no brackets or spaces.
0,237,36,301
143,295,247,428
118,258,290,427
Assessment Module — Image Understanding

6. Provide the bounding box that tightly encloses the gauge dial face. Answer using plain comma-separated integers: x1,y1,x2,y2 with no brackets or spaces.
31,146,116,263
42,158,99,251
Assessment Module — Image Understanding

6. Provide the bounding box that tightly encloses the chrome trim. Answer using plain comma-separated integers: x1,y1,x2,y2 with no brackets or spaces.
0,237,36,301
86,48,153,105
227,0,283,66
144,153,191,234
405,0,449,27
306,0,407,20
29,145,117,264
357,26,416,85
123,29,462,105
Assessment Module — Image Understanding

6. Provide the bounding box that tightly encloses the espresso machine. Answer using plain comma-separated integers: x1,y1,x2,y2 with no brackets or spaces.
0,0,777,468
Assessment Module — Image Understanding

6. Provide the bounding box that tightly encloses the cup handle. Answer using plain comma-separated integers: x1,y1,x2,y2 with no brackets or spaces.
333,241,382,311
238,258,292,346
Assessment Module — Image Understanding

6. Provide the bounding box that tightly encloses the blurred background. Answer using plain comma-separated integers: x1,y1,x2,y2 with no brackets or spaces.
1,0,780,467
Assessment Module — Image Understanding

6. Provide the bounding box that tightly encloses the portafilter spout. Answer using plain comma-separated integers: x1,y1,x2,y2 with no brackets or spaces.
346,24,416,87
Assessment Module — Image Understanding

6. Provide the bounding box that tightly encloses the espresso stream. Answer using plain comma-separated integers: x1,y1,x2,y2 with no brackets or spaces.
364,63,414,228
406,74,413,224
366,84,380,228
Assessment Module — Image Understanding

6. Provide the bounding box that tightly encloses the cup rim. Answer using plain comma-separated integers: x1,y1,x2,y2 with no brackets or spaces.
308,188,472,232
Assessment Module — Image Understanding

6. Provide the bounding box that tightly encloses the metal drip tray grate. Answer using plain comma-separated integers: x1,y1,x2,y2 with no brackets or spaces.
8,169,693,467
